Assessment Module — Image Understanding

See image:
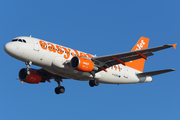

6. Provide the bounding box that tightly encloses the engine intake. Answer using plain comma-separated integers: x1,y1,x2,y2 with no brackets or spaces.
19,68,42,84
70,56,97,72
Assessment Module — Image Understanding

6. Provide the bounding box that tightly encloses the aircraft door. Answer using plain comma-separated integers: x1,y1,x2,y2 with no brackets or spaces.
124,67,129,78
32,39,39,51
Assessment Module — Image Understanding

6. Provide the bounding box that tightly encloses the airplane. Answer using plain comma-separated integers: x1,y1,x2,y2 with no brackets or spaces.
3,36,177,94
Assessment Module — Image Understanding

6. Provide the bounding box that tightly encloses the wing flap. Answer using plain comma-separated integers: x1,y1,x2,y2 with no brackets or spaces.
104,52,153,68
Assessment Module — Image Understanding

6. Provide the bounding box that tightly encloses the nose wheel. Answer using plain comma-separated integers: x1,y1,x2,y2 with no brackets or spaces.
55,86,65,94
54,76,65,94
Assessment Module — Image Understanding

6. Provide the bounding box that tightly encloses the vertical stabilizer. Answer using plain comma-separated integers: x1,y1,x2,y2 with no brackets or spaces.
126,37,149,72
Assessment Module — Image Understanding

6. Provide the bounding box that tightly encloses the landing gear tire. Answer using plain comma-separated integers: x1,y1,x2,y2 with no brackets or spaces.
55,86,65,94
94,79,99,86
89,79,99,87
89,80,95,87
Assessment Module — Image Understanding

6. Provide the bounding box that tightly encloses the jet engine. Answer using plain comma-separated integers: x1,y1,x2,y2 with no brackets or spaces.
19,68,43,84
70,56,98,72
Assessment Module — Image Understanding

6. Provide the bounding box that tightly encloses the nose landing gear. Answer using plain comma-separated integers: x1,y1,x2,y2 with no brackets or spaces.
55,86,65,94
25,61,32,75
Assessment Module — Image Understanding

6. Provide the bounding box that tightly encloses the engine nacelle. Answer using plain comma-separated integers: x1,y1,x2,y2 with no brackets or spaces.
19,68,42,84
70,56,97,72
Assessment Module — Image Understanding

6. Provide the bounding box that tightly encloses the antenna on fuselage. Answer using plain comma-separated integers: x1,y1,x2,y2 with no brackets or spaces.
30,35,32,37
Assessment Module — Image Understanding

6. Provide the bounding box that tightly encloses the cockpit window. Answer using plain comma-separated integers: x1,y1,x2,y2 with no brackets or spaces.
23,40,26,43
12,39,18,42
11,39,26,43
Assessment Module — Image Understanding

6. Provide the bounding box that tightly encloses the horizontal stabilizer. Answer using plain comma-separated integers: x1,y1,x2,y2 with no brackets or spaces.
136,69,175,77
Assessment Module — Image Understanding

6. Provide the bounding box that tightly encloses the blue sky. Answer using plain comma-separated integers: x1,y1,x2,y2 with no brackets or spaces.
0,0,179,120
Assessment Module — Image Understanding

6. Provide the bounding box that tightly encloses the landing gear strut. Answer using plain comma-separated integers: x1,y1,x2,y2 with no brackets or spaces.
25,61,32,75
54,76,65,94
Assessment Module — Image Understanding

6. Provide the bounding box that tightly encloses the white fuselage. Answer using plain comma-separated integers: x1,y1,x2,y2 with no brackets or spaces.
4,36,152,84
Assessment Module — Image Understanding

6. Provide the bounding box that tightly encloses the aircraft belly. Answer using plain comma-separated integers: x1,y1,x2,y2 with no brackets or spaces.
98,67,140,84
43,66,100,81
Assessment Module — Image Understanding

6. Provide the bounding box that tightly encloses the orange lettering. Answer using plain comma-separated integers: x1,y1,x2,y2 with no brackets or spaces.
56,45,64,54
72,49,79,56
62,47,71,59
47,43,56,53
39,40,47,50
39,41,93,60
80,52,87,57
86,54,93,57
71,52,75,57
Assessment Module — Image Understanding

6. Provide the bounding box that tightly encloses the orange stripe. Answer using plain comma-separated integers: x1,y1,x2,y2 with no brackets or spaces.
118,65,121,72
114,65,117,71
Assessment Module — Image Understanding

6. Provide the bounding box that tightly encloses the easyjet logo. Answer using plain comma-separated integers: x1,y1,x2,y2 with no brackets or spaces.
83,62,89,65
136,40,145,50
39,40,93,59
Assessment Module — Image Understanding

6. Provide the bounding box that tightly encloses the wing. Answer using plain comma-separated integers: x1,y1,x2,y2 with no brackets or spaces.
92,43,177,70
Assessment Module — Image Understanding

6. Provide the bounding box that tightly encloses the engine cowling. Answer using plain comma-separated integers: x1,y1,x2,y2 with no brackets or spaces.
70,56,97,72
19,68,42,84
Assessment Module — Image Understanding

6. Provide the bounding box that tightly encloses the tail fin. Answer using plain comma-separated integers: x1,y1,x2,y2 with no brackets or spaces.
126,36,149,72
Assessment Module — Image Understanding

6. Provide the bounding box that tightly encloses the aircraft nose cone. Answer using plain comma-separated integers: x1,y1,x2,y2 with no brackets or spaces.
3,43,12,54
3,42,17,57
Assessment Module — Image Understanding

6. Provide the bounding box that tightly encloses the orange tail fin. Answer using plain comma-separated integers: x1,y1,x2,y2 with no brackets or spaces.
126,36,149,72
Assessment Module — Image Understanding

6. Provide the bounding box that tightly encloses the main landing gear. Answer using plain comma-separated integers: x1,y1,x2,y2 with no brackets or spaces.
89,79,99,87
54,76,65,94
89,71,100,87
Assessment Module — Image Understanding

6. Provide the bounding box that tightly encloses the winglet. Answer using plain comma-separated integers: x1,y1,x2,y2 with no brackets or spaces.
172,43,177,49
